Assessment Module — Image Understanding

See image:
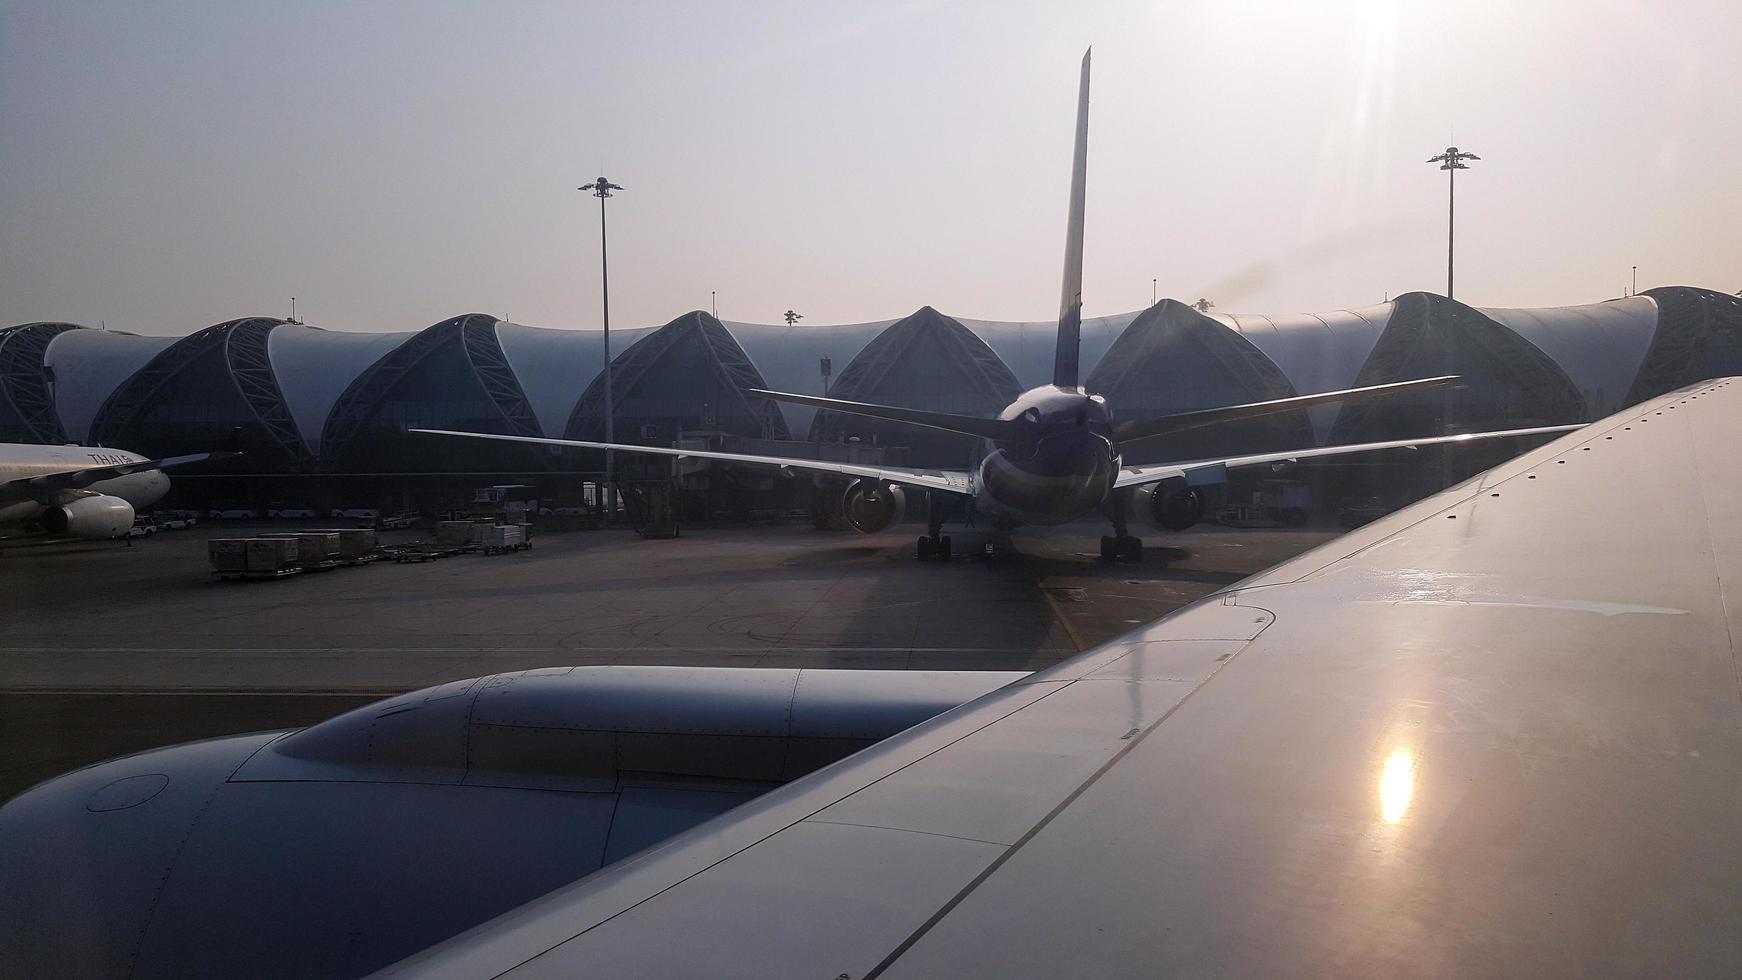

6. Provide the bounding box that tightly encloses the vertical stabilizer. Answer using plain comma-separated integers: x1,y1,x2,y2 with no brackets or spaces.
1052,48,1091,389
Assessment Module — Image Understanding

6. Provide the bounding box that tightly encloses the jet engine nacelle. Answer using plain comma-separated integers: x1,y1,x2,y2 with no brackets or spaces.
43,495,135,539
840,480,906,533
1134,480,1203,532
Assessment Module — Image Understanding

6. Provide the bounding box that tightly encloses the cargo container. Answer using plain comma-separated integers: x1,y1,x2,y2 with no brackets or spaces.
482,525,529,554
436,521,484,549
244,537,301,574
258,532,341,565
207,539,250,573
288,528,381,559
328,528,379,560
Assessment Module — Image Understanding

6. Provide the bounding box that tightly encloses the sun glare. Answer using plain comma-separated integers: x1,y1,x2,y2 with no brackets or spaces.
1379,749,1416,824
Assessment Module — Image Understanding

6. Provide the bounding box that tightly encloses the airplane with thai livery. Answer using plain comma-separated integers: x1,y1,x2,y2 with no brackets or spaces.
0,443,225,539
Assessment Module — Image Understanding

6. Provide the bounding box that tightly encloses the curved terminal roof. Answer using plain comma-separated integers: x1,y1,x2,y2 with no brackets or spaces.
1089,300,1312,459
268,325,417,455
726,317,894,434
565,312,787,443
496,321,658,438
8,286,1737,470
1480,296,1657,416
954,312,1132,389
1625,287,1742,407
1213,304,1391,440
810,308,1021,458
318,314,544,469
42,328,177,443
1329,292,1587,444
0,323,80,443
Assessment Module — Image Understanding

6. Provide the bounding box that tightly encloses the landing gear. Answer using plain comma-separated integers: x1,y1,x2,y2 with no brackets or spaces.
1099,534,1142,562
1100,489,1144,563
916,534,952,560
917,491,952,560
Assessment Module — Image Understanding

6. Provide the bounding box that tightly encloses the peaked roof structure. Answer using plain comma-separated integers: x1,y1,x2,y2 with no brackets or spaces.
3,285,1733,472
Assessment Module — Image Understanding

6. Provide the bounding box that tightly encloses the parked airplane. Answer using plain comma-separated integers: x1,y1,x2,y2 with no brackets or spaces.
4,384,1733,980
1,51,1726,980
0,443,223,539
417,51,1578,561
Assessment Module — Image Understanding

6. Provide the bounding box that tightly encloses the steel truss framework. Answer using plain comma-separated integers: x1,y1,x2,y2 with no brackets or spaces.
1329,292,1587,443
1626,287,1742,407
564,311,788,441
0,322,78,444
88,317,316,466
808,307,1020,442
321,314,541,465
23,285,1742,476
1087,300,1311,448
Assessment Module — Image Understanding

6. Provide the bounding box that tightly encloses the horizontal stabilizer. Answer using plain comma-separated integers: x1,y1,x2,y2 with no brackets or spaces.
747,389,1032,441
1113,375,1461,444
410,429,974,495
1114,422,1583,489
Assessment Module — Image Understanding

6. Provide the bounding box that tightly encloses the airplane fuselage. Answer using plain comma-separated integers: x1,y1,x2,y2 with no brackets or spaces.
0,444,169,526
975,385,1119,525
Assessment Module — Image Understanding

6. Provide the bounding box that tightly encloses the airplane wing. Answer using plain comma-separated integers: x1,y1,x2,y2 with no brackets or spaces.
410,429,975,495
0,451,233,502
1112,422,1583,489
385,382,1738,978
1112,374,1460,443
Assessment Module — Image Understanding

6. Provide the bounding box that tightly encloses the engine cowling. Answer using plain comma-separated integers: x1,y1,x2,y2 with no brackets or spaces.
43,495,135,539
1134,481,1203,532
839,480,906,533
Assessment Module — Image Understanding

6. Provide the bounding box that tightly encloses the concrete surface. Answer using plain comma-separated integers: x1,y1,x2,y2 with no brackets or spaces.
0,520,1335,799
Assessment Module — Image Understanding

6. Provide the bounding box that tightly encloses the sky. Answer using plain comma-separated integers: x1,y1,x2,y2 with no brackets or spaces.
1,0,1738,337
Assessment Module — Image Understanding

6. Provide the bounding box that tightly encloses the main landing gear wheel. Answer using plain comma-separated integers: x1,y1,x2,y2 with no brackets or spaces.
917,534,952,560
1099,535,1143,563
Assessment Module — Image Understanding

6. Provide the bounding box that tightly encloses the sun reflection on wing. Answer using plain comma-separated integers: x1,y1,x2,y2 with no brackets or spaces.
1380,749,1415,824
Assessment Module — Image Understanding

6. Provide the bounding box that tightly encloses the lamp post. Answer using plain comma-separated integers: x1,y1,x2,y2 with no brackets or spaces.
582,175,623,518
1426,146,1479,300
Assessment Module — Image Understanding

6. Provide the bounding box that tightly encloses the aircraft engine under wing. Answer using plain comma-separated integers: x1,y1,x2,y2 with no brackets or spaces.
0,668,1023,978
383,379,1742,978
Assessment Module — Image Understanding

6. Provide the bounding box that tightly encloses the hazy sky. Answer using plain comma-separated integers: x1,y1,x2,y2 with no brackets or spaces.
2,0,1737,336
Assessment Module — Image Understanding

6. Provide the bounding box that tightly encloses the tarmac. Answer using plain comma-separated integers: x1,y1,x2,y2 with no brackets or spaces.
0,520,1336,800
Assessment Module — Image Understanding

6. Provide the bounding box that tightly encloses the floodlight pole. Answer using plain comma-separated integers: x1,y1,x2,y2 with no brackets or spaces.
583,175,623,518
1427,146,1479,300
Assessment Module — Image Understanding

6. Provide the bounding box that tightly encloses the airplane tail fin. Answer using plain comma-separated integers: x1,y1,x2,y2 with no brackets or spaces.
1052,48,1091,389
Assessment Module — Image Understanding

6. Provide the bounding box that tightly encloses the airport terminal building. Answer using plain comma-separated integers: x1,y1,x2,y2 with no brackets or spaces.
2,286,1737,517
